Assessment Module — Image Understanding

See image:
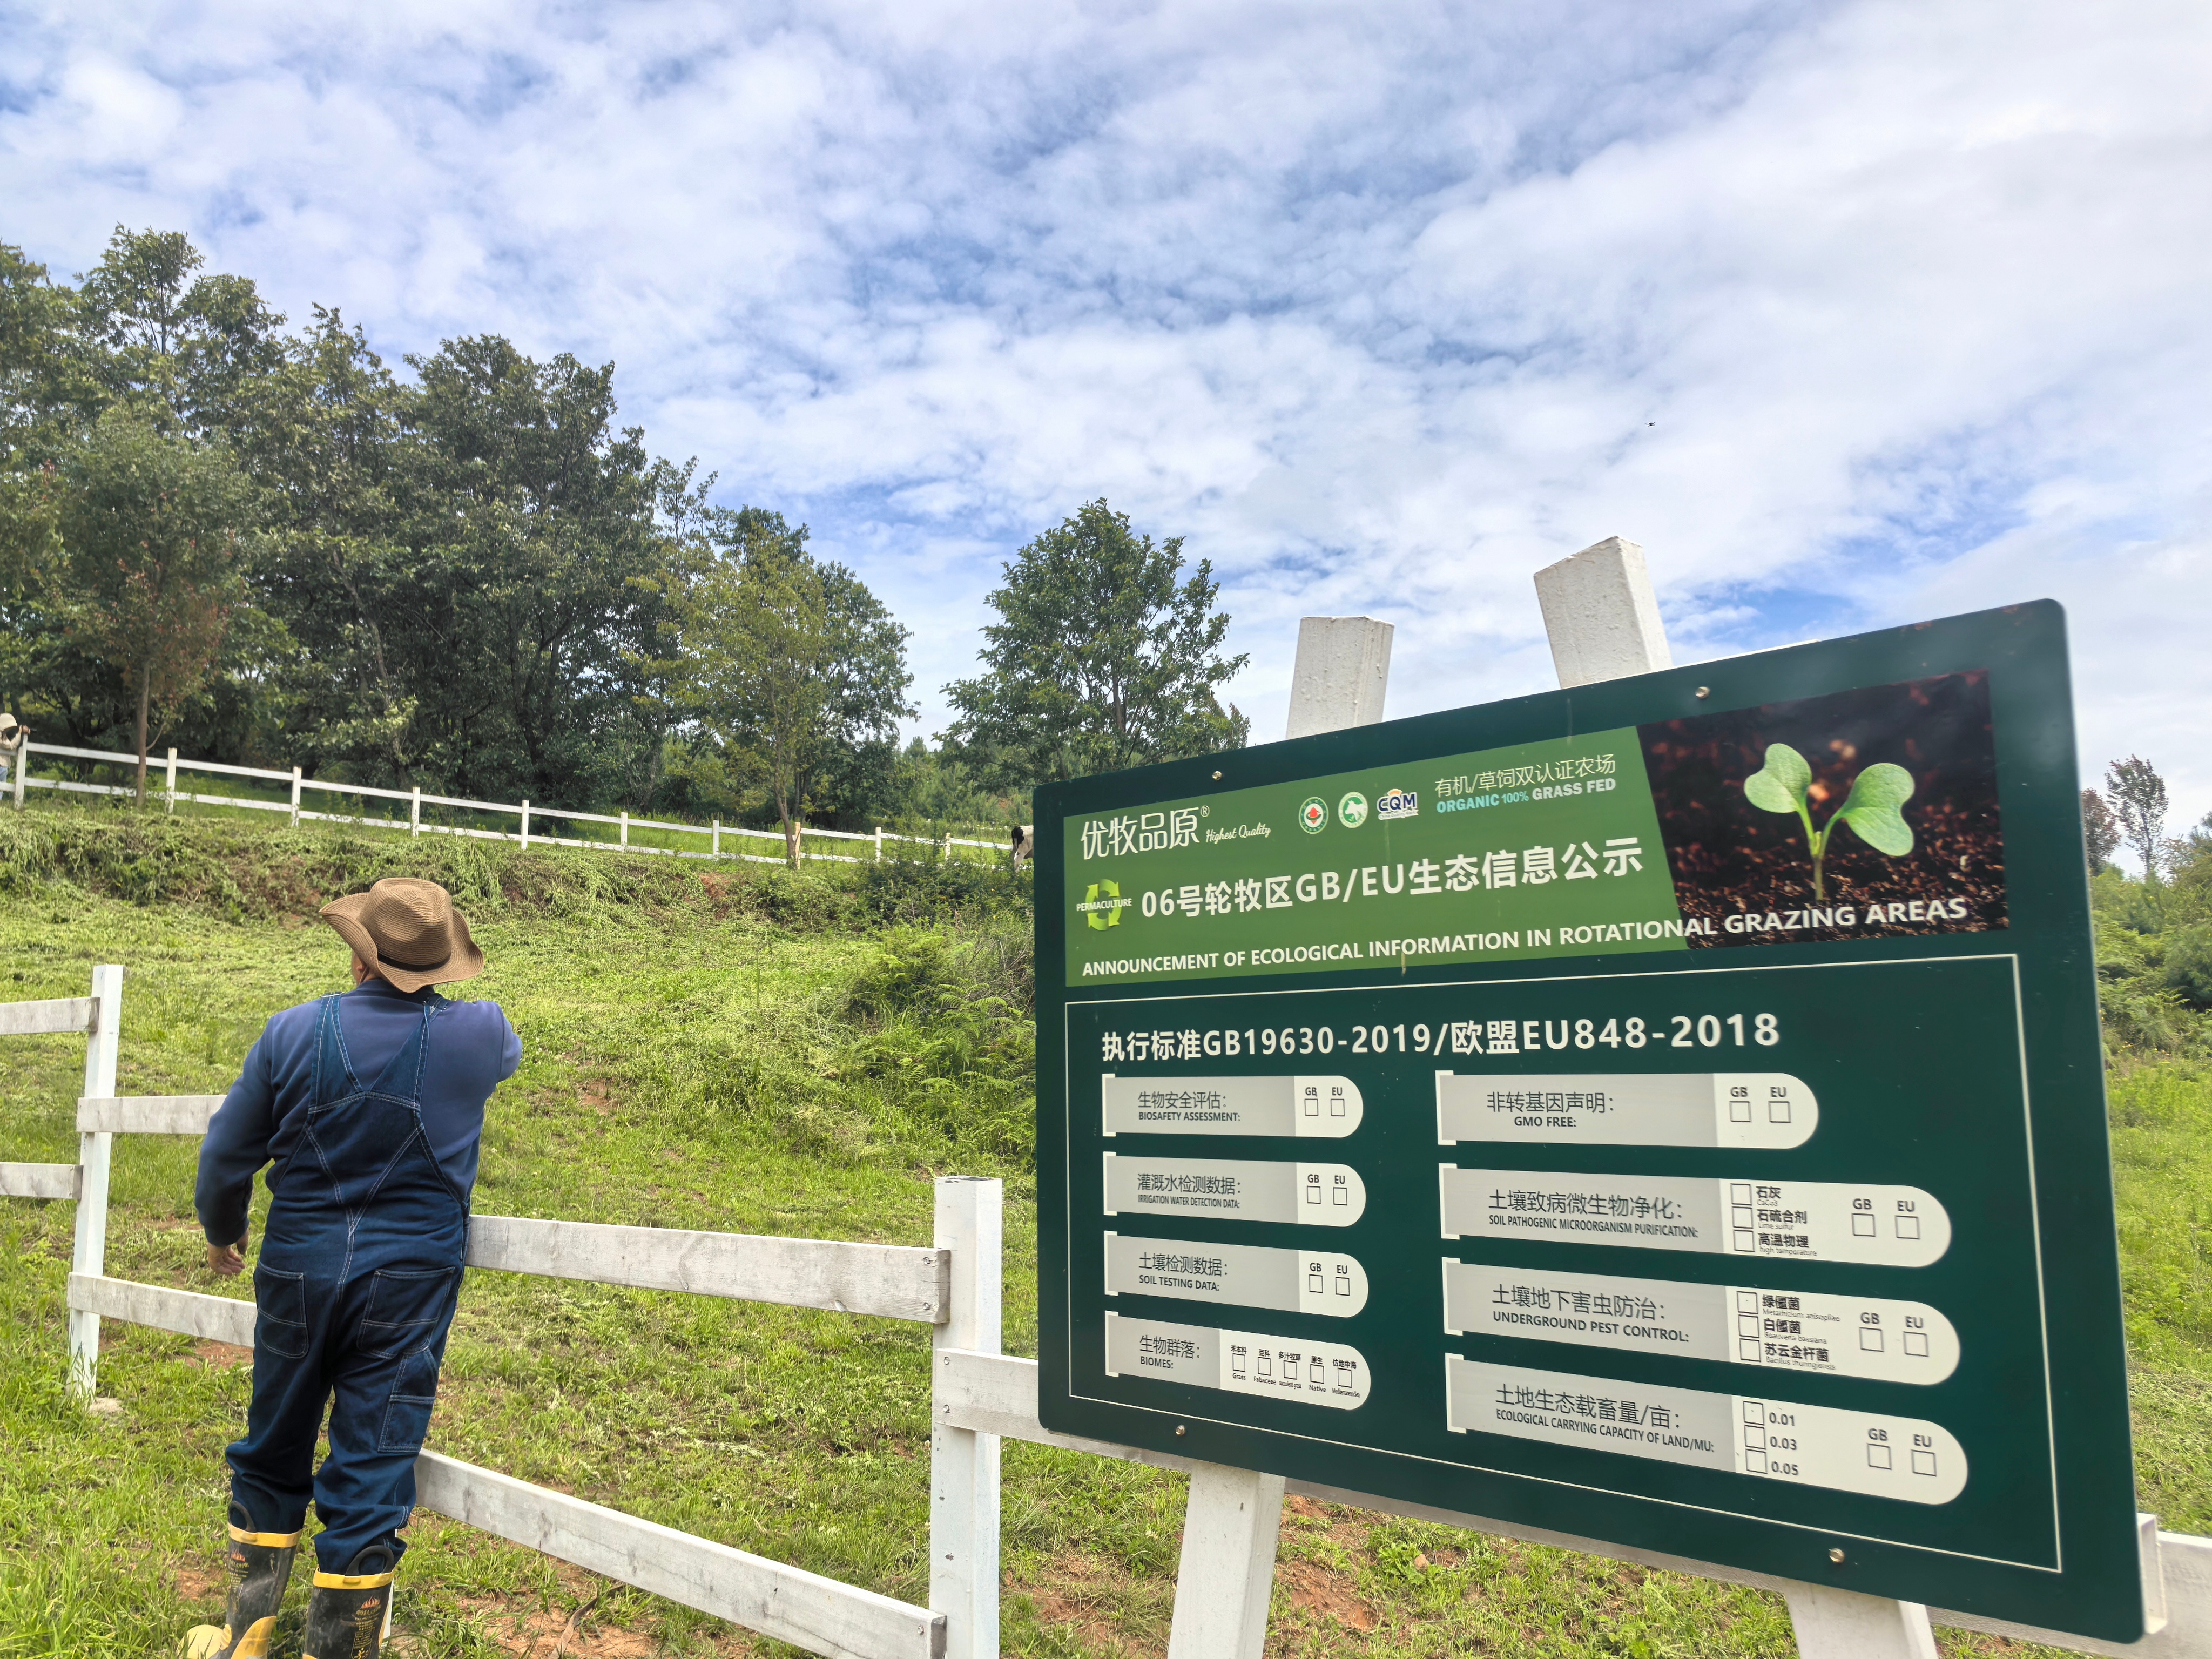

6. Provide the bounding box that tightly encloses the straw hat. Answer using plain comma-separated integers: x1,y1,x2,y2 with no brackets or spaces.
319,878,484,992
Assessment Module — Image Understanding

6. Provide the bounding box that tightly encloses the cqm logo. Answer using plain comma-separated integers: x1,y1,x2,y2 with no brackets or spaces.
1078,880,1130,930
1376,786,1418,820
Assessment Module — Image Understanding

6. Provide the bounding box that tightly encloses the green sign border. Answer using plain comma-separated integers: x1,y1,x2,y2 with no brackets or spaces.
1032,602,2141,1640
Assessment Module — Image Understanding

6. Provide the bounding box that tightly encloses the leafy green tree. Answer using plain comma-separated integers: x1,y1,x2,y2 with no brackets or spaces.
943,500,1247,788
51,408,255,801
2081,788,2121,878
76,227,286,435
674,510,912,866
2106,756,2169,881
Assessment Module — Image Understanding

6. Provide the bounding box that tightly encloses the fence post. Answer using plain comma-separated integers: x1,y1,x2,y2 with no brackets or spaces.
14,739,28,808
165,748,177,815
931,1176,1002,1659
874,826,883,862
620,811,629,848
712,819,720,858
288,766,302,826
68,963,123,1400
520,800,530,849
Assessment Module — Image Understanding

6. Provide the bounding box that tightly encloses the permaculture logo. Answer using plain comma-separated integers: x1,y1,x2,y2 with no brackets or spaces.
1078,880,1129,930
1299,797,1328,834
1376,786,1419,820
1338,791,1368,828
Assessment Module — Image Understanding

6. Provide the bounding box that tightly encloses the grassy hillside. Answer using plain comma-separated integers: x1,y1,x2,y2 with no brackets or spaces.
1,805,2203,1658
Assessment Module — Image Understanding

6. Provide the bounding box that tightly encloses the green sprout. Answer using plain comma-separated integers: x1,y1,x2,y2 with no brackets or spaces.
1741,743,1914,900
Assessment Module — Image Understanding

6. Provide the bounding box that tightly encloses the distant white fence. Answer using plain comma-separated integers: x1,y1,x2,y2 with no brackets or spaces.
6,969,2207,1659
7,740,1009,868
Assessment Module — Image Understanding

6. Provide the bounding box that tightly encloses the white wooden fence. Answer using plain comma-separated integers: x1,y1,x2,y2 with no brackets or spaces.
6,967,2209,1659
5,740,1009,868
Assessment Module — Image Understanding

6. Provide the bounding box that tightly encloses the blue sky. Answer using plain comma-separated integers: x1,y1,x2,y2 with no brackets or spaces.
5,0,2208,845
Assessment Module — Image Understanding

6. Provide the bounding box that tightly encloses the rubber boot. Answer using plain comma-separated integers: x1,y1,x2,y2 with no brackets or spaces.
180,1507,300,1659
301,1545,396,1659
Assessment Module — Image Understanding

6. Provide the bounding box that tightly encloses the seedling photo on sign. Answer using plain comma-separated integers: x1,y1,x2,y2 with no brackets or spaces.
1032,603,2146,1644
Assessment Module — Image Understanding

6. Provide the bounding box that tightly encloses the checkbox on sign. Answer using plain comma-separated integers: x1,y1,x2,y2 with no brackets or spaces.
1860,1327,1885,1352
1895,1214,1921,1239
1904,1331,1929,1357
1852,1212,1876,1236
1867,1442,1892,1469
1912,1450,1938,1476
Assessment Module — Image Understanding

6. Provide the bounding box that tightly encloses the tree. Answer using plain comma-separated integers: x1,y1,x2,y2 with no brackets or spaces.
675,510,912,866
76,227,286,436
943,500,1249,788
2081,789,2121,878
52,408,254,802
2106,756,2169,881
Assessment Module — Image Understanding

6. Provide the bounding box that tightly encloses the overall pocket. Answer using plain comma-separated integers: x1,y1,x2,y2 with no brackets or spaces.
252,1267,311,1359
376,1345,442,1454
359,1265,462,1360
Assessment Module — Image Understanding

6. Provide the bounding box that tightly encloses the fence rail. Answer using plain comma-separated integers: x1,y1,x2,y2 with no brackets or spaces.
6,968,2203,1659
8,740,1013,868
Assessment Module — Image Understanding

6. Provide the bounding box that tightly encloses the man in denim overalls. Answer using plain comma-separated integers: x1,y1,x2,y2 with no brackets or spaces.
185,878,521,1659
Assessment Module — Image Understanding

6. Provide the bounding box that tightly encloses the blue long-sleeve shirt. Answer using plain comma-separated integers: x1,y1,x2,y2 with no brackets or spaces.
195,979,523,1245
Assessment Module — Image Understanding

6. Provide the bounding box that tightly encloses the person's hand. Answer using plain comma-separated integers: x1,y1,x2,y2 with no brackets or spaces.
207,1233,248,1277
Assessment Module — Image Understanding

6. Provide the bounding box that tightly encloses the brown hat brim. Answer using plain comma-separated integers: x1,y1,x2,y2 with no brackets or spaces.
320,891,485,992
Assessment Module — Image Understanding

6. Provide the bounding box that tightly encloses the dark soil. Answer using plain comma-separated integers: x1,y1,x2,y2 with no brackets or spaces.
1637,671,2007,950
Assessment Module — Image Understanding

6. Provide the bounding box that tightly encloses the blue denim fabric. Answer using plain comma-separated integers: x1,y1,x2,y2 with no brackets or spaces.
226,993,470,1569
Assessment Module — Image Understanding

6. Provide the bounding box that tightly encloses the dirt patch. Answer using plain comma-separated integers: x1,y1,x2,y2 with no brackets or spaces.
1276,1555,1377,1631
173,1560,227,1602
1017,1552,1161,1656
456,1599,663,1659
193,1339,253,1368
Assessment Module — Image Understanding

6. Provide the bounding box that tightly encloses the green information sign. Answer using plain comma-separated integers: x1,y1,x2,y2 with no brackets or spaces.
1034,602,2144,1641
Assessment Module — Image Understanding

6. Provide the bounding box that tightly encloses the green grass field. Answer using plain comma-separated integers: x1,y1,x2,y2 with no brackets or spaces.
1,810,2204,1657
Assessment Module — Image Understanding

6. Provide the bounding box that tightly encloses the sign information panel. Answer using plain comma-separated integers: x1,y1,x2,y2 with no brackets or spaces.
1033,604,2144,1640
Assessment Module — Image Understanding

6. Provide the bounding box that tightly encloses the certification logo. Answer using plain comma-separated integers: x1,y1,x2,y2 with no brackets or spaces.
1078,880,1128,930
1376,786,1419,820
1299,797,1328,834
1337,791,1369,828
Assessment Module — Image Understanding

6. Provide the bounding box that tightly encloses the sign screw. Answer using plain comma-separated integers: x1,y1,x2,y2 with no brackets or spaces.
1175,1424,1187,1437
1827,1547,1846,1564
1694,685,1711,699
1212,771,1223,779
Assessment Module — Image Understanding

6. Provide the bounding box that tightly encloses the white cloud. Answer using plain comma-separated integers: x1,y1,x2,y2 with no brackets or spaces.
2,0,2206,826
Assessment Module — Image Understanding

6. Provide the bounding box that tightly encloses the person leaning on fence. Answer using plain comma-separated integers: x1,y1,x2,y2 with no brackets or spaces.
184,878,521,1659
0,711,24,790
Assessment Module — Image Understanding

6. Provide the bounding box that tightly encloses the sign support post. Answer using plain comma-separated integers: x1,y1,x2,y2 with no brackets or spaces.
1164,615,1396,1659
1536,536,1937,1659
